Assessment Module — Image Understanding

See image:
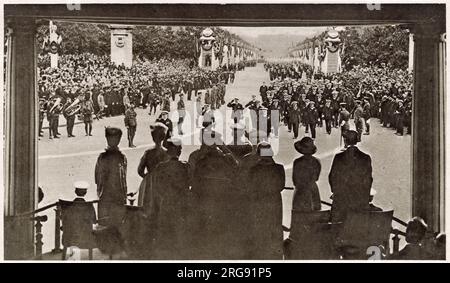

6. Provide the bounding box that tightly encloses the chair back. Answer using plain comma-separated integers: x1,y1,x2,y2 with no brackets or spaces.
336,210,394,249
59,199,97,248
288,210,339,259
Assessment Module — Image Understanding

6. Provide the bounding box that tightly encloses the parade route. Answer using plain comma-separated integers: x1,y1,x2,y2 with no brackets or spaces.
37,64,412,253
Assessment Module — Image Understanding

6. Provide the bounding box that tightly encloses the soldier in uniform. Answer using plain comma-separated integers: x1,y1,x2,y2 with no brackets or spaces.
338,102,351,148
63,97,76,138
95,127,128,253
304,101,319,139
124,102,137,147
331,90,340,128
245,96,260,131
227,98,244,124
323,99,334,135
81,96,94,136
38,97,46,138
289,101,302,139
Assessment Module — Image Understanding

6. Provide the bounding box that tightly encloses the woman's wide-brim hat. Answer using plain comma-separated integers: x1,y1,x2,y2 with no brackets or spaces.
294,137,317,155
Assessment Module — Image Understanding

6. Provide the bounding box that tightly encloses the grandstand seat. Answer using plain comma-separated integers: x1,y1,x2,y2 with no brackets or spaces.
59,199,97,260
285,210,342,260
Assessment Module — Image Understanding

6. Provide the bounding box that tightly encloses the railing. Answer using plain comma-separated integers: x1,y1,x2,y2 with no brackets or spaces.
25,188,406,260
19,199,103,259
282,186,408,257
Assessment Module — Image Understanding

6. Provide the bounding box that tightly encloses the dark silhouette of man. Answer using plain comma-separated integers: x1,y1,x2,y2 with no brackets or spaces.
329,130,373,222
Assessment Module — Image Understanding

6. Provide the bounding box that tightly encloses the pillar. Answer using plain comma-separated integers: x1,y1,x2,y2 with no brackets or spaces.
4,18,38,260
110,25,134,68
411,23,445,232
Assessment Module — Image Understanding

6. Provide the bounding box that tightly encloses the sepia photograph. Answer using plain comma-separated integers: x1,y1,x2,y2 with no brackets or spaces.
1,1,447,262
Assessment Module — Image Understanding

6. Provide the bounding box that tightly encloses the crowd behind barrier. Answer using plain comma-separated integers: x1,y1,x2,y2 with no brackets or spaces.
37,53,258,139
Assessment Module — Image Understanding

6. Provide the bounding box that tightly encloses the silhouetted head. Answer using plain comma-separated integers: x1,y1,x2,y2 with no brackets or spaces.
105,127,122,147
406,217,428,244
150,123,168,145
165,138,182,158
344,130,358,146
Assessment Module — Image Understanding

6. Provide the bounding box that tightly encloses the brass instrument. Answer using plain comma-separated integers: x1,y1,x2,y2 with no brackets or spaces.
48,97,62,115
63,98,81,116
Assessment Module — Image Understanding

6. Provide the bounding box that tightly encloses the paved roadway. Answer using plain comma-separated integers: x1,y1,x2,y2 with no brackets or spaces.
38,64,411,255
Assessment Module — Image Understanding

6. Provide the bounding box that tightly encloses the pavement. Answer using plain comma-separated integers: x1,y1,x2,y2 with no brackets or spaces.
37,64,412,255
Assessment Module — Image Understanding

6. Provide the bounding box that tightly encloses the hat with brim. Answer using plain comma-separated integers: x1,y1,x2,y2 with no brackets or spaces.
294,137,317,155
74,181,89,190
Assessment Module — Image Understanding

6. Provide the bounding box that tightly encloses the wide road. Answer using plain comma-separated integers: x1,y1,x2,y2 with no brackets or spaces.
38,64,411,254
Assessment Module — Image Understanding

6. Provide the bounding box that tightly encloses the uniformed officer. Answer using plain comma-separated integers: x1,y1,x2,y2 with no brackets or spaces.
124,102,137,147
227,98,244,124
304,101,319,139
322,99,334,135
289,101,302,140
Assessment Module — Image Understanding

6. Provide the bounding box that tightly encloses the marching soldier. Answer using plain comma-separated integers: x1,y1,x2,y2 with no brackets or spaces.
323,99,334,135
124,102,137,147
289,101,302,140
304,101,319,139
331,90,340,128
